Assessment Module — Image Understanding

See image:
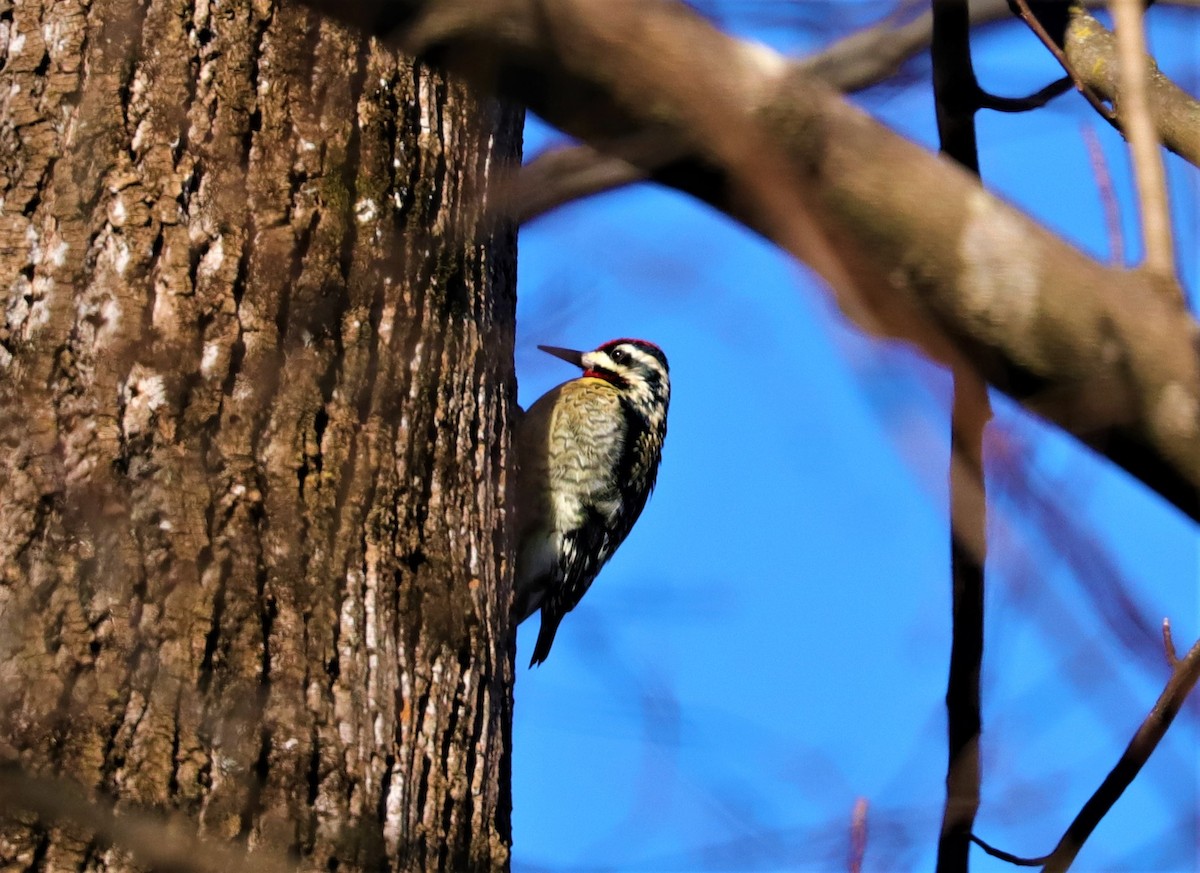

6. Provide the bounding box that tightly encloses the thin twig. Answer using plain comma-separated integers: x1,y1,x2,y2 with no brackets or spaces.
970,834,1049,867
1041,633,1200,872
1109,0,1177,285
1162,618,1179,667
980,76,1072,113
1009,0,1119,124
972,630,1200,872
848,797,869,873
1081,124,1125,265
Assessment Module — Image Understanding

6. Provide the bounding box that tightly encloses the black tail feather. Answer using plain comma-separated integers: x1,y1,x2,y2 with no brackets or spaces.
529,611,563,667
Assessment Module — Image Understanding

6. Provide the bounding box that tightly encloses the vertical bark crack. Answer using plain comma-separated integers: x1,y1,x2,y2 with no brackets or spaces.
0,3,519,868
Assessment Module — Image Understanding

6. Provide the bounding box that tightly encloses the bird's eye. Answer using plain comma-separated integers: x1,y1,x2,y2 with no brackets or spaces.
610,348,630,365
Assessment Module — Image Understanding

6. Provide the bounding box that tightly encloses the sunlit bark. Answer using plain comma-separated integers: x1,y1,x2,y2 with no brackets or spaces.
0,1,520,869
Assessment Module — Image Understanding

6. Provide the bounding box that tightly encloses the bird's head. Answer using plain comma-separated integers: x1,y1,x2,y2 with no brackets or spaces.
539,338,670,428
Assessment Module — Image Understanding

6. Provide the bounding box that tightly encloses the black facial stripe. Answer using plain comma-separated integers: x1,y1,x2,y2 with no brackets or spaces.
600,340,669,374
594,366,628,387
632,344,669,373
623,348,668,380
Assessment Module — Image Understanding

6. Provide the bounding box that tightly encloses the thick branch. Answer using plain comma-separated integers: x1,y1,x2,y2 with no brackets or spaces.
520,0,1200,216
299,0,1200,521
518,0,1200,219
1065,5,1200,168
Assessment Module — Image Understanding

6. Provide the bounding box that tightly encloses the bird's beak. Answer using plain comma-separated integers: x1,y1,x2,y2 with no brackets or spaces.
538,345,586,369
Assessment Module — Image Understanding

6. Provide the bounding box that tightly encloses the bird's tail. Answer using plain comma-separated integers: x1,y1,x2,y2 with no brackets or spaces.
528,611,563,668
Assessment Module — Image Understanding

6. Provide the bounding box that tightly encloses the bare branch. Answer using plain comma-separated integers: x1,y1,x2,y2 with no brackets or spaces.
1008,0,1119,123
1162,618,1179,667
1109,0,1178,286
972,631,1200,872
979,76,1072,113
941,373,991,873
818,0,1200,177
504,129,685,223
930,7,988,871
801,0,1198,96
512,6,1069,217
1065,5,1200,169
514,0,1196,217
1040,632,1200,872
971,833,1049,866
931,0,982,173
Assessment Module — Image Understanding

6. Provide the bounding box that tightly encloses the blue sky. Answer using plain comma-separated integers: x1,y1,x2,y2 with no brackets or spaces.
509,5,1199,871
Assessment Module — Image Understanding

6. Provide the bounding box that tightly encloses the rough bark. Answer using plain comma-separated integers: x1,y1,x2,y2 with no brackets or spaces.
0,0,520,870
1064,5,1200,168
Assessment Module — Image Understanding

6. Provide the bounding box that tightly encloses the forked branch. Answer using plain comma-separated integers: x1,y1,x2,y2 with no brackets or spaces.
972,622,1200,872
1008,0,1118,123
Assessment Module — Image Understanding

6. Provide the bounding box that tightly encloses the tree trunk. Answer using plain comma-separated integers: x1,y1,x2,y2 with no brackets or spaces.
0,0,521,869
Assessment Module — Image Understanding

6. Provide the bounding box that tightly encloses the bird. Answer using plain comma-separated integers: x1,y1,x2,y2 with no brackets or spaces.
513,338,671,667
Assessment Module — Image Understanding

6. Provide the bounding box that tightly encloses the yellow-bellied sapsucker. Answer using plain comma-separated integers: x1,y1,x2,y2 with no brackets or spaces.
513,339,671,667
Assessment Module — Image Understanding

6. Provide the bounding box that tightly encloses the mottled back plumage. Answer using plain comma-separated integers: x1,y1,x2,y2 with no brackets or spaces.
514,339,670,666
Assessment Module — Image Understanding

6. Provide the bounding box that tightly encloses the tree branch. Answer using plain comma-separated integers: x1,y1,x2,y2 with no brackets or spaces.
940,374,990,873
1065,5,1200,168
1162,618,1180,667
1008,0,1119,123
514,0,1196,218
978,76,1072,113
930,5,989,871
506,147,644,222
1109,0,1178,285
932,0,982,173
971,833,1049,867
800,0,1198,97
972,628,1200,872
